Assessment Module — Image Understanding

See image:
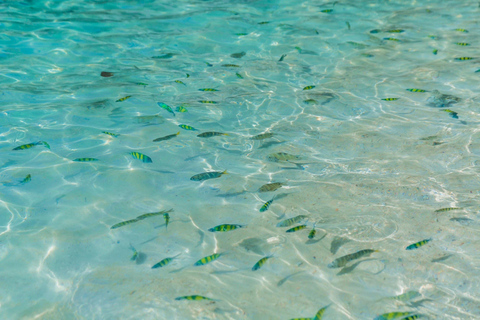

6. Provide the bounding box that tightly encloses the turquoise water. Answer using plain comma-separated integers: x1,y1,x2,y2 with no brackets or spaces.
2,0,480,319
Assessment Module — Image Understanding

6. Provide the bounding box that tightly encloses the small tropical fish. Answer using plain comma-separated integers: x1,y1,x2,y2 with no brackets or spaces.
116,95,132,102
258,21,270,24
175,80,186,86
236,72,244,79
176,106,188,112
406,238,431,250
303,85,315,90
382,98,400,101
152,53,175,59
208,224,245,232
194,253,222,266
103,131,119,137
347,41,368,48
101,71,114,77
110,218,140,229
406,89,427,92
175,295,215,301
164,212,170,229
454,28,468,32
304,99,318,104
20,174,31,184
321,9,333,13
205,62,213,67
370,29,381,33
190,170,227,181
455,42,470,46
387,29,404,33
73,158,99,162
179,124,198,131
259,197,275,212
186,73,190,78
399,315,423,320
199,88,219,91
442,109,458,119
433,49,438,55
157,102,175,117
328,249,378,268
236,33,248,36
286,225,307,233
136,82,148,86
152,257,175,269
251,132,274,140
258,182,284,192
39,141,50,149
308,224,316,239
313,305,330,320
374,312,413,320
435,207,462,213
130,244,138,261
455,57,474,61
198,100,218,104
346,21,351,30
197,132,228,138
276,215,308,227
267,152,301,162
278,54,287,62
383,38,400,41
391,290,421,301
130,152,152,163
222,64,240,67
231,51,246,58
252,255,272,271
136,209,173,221
12,141,44,151
153,132,180,142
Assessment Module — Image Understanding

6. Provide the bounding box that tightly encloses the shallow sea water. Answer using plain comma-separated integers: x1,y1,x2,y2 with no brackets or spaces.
1,0,480,319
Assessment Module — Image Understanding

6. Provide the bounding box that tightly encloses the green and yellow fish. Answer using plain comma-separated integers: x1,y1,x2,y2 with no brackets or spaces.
374,312,413,320
130,152,152,163
276,215,308,227
236,72,244,79
303,85,315,90
136,209,173,221
190,170,227,181
252,255,273,271
103,131,119,137
110,218,140,229
20,174,31,184
313,305,330,320
454,28,468,32
382,98,400,101
222,64,240,68
175,80,186,85
383,38,400,41
455,57,474,61
259,197,275,212
286,225,307,233
406,238,431,250
197,132,228,138
208,224,245,232
433,49,438,55
175,106,188,112
205,62,213,67
73,158,99,162
157,102,175,117
399,315,423,320
153,132,180,142
442,109,458,119
179,124,198,131
175,295,215,301
194,253,222,266
258,182,284,192
136,82,148,86
198,100,218,104
308,225,317,239
116,95,132,102
152,257,175,269
258,21,270,24
13,141,45,151
406,89,427,92
387,29,404,33
434,207,462,213
130,244,138,261
199,88,219,91
321,9,333,13
236,33,248,36
455,42,470,46
164,212,170,229
186,73,190,78
251,132,274,140
328,249,379,268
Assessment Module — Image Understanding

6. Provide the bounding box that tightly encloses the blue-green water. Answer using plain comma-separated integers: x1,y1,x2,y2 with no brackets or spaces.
2,0,480,319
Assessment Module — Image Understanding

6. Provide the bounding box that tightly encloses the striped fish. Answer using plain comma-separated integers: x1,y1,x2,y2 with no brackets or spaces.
152,254,180,269
12,141,44,151
110,218,140,229
175,80,186,86
258,182,284,192
434,207,462,213
199,88,219,91
328,249,378,268
251,132,274,140
130,152,152,163
103,131,119,137
276,215,308,227
198,100,218,104
190,170,227,181
374,312,413,320
252,255,273,271
406,238,431,250
153,132,180,142
73,158,99,162
157,102,175,117
406,89,427,92
259,197,275,212
136,208,173,221
194,253,222,266
382,98,400,101
116,95,132,102
179,124,198,131
175,295,215,301
303,85,315,90
208,224,244,232
197,132,228,138
286,225,307,233
20,174,31,184
454,57,474,61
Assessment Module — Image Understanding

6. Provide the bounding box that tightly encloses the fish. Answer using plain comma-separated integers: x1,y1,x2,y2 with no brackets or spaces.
286,225,307,233
152,53,175,59
279,54,287,62
276,215,308,227
116,95,132,102
136,209,174,221
153,132,180,142
103,131,119,137
454,57,474,61
157,102,175,117
194,253,222,266
347,41,368,48
236,72,244,79
259,197,275,212
399,315,423,320
222,64,240,67
152,257,175,269
164,212,170,229
251,132,274,140
321,9,333,13
179,124,198,131
231,52,246,58
20,174,31,184
303,85,315,90
308,225,316,239
130,244,138,261
442,109,458,119
267,152,301,162
433,49,438,55
383,38,400,41
136,82,148,86
12,141,45,151
197,132,228,138
208,224,245,232
450,217,473,223
130,152,152,163
176,106,188,112
175,80,186,86
391,291,421,302
186,74,190,78
236,33,248,36
304,99,318,104
73,158,99,162
101,71,114,77
258,182,284,192
454,28,468,32
40,141,50,149
205,62,213,67
406,238,431,250
252,255,272,271
370,29,381,33
110,218,140,229
406,89,427,92
387,29,404,33
374,312,413,320
175,295,215,301
346,21,351,30
199,88,219,91
428,35,437,39
327,249,378,268
455,42,470,46
313,305,330,320
198,100,218,104
382,98,400,101
190,170,227,181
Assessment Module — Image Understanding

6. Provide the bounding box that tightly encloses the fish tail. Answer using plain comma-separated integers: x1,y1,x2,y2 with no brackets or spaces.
221,170,228,175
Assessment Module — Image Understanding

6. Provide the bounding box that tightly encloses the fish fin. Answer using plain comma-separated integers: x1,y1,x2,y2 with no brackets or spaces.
176,131,180,135
222,170,228,175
